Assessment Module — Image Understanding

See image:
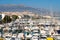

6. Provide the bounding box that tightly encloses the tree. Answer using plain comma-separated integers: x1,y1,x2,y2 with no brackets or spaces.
0,20,3,24
24,15,30,19
12,15,19,21
2,15,12,23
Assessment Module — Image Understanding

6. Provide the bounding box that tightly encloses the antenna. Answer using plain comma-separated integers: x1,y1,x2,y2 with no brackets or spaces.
50,5,54,24
50,5,53,19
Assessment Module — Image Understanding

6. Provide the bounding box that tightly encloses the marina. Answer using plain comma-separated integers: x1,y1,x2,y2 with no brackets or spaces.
0,11,60,40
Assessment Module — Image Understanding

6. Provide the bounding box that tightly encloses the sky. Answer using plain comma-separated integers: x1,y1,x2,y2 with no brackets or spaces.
0,0,60,12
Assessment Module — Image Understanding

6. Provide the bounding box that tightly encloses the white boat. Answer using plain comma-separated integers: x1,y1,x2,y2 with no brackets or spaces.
32,30,39,32
31,27,39,30
33,33,39,36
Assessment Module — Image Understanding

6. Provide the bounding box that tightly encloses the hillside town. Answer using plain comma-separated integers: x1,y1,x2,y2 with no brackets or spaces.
0,11,60,40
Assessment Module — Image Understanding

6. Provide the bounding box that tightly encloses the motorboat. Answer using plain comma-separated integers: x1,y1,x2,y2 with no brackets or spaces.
31,27,39,30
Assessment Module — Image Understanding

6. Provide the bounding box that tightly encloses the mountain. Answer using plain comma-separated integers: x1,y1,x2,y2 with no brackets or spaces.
0,5,60,19
0,5,51,16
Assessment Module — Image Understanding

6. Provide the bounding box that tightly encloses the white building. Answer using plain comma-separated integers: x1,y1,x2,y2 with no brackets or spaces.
0,14,5,20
